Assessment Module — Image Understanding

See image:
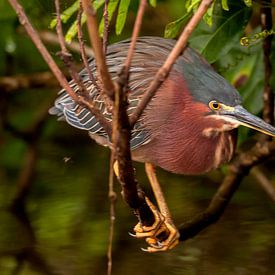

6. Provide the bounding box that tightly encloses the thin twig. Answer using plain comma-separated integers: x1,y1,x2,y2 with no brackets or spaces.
8,0,76,100
77,2,112,112
103,1,116,273
251,167,275,203
55,0,89,95
55,0,67,53
107,153,117,275
54,0,112,137
111,0,156,228
261,0,274,126
39,30,94,57
123,0,147,76
8,0,111,136
77,5,98,89
82,0,115,100
179,140,275,240
103,0,110,54
130,0,213,127
0,72,61,92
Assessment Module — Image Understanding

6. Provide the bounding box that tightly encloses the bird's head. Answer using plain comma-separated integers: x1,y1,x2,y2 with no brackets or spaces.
206,100,275,137
180,49,275,138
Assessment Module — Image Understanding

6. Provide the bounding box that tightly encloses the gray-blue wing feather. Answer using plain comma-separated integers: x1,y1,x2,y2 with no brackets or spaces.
50,36,223,149
49,37,173,149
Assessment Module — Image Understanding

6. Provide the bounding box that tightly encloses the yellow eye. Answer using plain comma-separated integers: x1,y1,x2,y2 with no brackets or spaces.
209,100,221,111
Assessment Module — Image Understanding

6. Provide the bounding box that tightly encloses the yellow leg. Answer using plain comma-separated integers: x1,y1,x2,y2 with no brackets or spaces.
145,163,173,223
113,161,179,252
113,160,119,179
143,163,180,252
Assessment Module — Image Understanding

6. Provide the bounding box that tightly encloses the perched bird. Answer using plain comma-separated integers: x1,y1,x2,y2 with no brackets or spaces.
50,36,275,252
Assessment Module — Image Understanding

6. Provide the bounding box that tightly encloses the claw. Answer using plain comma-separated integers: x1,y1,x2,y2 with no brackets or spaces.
131,197,180,252
128,232,137,237
148,241,163,249
133,198,165,238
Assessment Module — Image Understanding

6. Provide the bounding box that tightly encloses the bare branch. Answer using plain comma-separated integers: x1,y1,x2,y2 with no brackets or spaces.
7,0,76,100
130,0,213,127
261,1,274,126
54,0,112,136
8,0,111,136
82,0,115,100
111,0,157,229
39,30,94,57
77,3,112,111
251,167,275,203
107,153,116,275
123,0,147,76
103,0,110,54
179,140,275,240
0,72,61,92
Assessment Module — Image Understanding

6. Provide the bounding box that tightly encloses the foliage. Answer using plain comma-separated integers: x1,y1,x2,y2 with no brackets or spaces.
50,0,156,42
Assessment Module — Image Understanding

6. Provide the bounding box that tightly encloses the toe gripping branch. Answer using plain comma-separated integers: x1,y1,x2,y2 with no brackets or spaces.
131,197,180,252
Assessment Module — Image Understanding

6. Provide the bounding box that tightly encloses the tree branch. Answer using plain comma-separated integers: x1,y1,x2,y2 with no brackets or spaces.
251,167,275,203
0,72,61,92
8,0,112,137
39,30,94,57
179,140,275,241
123,0,147,76
261,0,274,126
130,0,213,127
103,0,110,54
82,0,115,100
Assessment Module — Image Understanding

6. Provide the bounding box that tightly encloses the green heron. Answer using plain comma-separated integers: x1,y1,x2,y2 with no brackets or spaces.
50,36,275,252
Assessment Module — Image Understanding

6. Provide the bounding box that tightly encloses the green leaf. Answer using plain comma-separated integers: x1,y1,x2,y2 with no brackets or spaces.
99,0,120,35
65,14,87,44
221,0,229,11
50,0,80,29
149,0,157,7
164,14,190,39
185,0,200,13
243,0,252,7
203,3,214,26
61,0,104,43
189,2,251,63
94,0,105,10
0,0,17,20
116,0,131,35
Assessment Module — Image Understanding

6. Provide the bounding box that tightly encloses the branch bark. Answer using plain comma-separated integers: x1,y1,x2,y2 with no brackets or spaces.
8,0,112,137
123,0,147,76
39,30,94,57
0,72,61,92
179,140,275,241
251,167,275,203
82,0,115,100
130,0,214,127
261,0,274,126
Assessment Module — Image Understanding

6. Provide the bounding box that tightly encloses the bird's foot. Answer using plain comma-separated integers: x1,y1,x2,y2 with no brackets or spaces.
131,197,180,252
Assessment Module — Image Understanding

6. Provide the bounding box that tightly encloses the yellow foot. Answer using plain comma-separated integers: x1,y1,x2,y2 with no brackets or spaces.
131,197,180,252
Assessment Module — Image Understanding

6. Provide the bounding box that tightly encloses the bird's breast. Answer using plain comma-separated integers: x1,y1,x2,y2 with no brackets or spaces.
132,128,237,175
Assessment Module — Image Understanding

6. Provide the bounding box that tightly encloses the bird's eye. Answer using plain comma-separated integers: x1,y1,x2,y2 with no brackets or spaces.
209,100,221,111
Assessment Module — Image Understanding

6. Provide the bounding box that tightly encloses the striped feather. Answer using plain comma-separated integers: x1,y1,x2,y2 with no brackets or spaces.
49,36,196,149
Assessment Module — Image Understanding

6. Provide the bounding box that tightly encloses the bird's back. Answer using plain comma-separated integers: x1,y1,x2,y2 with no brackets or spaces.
49,36,226,150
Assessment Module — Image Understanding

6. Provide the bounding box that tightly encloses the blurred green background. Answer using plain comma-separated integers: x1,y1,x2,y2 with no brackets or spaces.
0,0,275,274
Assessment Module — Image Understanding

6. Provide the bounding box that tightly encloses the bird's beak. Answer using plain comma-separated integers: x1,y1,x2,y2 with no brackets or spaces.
223,105,275,137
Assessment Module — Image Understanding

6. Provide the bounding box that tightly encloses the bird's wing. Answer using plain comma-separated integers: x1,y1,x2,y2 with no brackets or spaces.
49,37,177,149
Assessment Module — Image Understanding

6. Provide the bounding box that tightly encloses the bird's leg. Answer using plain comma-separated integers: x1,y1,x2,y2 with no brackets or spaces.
113,161,165,237
113,161,179,252
135,163,180,252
